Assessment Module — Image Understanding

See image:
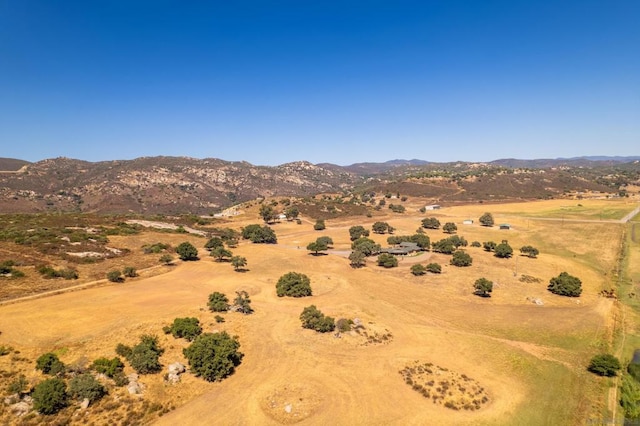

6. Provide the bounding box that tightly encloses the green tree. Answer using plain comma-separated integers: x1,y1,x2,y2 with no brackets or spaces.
284,206,300,221
276,272,312,297
479,212,494,227
307,240,328,255
316,236,333,247
36,352,65,376
421,217,441,229
208,292,230,312
349,250,366,268
204,237,224,251
548,272,582,297
410,233,431,250
32,378,67,414
587,354,621,376
411,264,426,276
233,290,253,314
349,225,370,241
168,317,202,341
494,241,513,258
107,270,123,283
68,373,106,403
176,241,199,261
351,237,381,256
377,253,398,268
230,256,247,271
126,335,163,374
443,222,457,234
314,219,326,231
432,239,456,254
299,305,335,333
241,224,277,243
183,332,244,382
259,205,278,223
471,241,481,247
520,245,540,258
474,277,493,297
372,221,390,234
211,246,233,262
426,263,442,274
451,250,473,267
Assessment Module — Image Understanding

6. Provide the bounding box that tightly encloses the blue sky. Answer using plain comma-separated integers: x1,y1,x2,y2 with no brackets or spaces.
1,1,638,166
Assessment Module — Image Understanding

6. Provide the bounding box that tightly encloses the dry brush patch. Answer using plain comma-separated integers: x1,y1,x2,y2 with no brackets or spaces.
399,361,489,411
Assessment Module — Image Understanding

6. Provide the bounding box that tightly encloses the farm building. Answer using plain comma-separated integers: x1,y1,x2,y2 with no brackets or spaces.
462,219,474,225
380,242,421,255
424,204,441,210
499,224,511,230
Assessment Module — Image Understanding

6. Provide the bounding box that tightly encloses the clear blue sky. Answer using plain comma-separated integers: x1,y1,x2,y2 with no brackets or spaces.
1,1,638,166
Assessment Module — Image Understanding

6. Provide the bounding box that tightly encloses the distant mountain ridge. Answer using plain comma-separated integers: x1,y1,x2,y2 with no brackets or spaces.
0,155,637,214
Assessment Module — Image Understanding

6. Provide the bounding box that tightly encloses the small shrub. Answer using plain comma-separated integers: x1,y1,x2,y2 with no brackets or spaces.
159,254,174,265
336,318,353,333
92,357,124,378
214,315,225,323
7,374,28,394
68,373,106,402
377,253,398,268
411,264,426,276
426,263,442,274
107,270,123,283
36,352,65,376
123,266,138,278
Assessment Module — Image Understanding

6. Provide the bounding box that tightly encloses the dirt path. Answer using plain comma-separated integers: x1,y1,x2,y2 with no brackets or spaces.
621,204,640,223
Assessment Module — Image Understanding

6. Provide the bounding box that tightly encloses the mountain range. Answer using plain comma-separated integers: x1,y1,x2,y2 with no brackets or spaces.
0,155,637,214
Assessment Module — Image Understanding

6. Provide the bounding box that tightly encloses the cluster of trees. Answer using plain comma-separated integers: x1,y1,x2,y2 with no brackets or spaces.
28,352,117,414
432,235,468,254
351,237,381,257
208,291,253,314
106,266,137,283
410,263,441,275
258,203,300,223
520,245,540,258
241,224,277,244
482,240,514,258
205,237,248,270
388,204,405,213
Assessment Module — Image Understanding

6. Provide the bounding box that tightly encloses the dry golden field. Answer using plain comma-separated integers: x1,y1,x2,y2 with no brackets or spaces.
0,198,636,425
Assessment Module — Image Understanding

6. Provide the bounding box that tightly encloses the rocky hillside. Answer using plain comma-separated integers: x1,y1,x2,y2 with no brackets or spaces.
0,156,637,214
0,157,360,214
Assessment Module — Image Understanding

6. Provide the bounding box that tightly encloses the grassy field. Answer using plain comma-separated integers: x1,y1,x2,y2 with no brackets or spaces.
0,198,624,425
486,198,637,221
